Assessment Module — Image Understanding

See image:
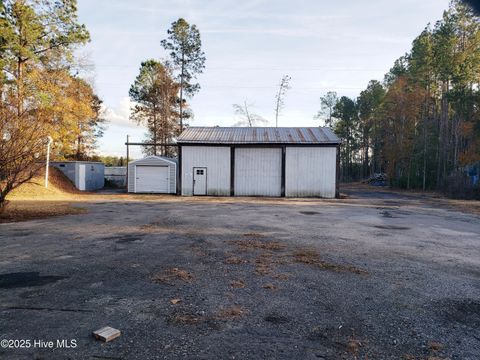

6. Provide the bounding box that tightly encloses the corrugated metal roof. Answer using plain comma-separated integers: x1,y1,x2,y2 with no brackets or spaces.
177,127,340,144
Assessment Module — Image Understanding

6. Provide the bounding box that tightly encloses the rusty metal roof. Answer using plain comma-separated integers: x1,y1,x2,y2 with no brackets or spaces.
177,127,340,145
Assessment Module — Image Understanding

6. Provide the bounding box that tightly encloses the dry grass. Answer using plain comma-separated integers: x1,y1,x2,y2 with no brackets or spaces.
224,255,248,265
293,248,368,275
254,252,278,276
169,313,203,325
243,232,265,238
0,201,86,223
171,305,247,325
233,239,285,252
139,224,159,232
7,167,81,201
346,338,362,354
152,268,194,284
428,341,444,352
262,283,278,290
1,167,86,223
215,305,247,320
272,273,291,280
230,279,246,289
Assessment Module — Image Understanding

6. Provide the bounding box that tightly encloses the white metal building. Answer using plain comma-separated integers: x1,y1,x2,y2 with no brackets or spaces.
176,127,340,198
51,161,104,191
127,156,177,194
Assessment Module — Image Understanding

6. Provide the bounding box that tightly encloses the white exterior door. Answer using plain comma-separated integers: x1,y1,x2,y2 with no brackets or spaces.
235,148,282,196
193,167,207,195
78,164,86,191
135,165,169,193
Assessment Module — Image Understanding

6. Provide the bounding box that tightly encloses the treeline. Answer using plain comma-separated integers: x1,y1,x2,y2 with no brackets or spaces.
320,0,479,197
0,0,102,207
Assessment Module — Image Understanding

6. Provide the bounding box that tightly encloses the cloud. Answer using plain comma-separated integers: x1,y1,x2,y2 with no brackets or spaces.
103,97,141,129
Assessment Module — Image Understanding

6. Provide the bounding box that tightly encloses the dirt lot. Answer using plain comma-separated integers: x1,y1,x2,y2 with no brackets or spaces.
0,187,479,359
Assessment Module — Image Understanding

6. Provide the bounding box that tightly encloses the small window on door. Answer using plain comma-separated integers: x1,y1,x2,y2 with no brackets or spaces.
196,169,204,175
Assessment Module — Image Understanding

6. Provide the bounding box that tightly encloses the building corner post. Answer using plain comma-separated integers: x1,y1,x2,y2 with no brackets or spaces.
281,146,286,197
335,144,340,198
230,146,235,196
177,146,182,196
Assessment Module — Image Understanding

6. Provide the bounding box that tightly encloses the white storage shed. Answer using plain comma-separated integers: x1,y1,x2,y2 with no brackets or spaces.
127,156,177,194
176,127,341,198
51,161,104,191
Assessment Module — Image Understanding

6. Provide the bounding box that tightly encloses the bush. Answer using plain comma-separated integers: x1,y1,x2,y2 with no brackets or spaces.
442,172,480,200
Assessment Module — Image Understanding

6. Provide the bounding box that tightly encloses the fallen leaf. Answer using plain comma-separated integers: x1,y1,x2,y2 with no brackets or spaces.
170,298,181,305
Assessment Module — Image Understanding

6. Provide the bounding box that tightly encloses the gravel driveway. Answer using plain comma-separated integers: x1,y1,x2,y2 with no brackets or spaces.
0,188,479,359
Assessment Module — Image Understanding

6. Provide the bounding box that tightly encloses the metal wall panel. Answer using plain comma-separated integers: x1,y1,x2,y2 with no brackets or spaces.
234,148,282,196
51,162,104,191
285,147,336,198
181,146,231,196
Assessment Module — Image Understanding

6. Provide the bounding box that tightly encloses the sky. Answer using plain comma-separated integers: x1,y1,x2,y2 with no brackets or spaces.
77,0,451,159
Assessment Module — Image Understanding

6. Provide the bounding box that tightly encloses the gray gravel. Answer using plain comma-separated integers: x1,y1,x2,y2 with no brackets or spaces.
0,188,479,359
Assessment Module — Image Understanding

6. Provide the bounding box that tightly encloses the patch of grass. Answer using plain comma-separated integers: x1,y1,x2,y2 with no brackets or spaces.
139,224,158,232
243,232,265,238
293,249,368,275
168,312,203,325
0,201,86,223
152,268,194,284
272,273,291,280
215,305,247,320
255,263,272,276
346,338,361,354
254,252,279,276
262,283,278,290
224,255,248,265
234,239,285,252
230,279,246,289
428,341,444,352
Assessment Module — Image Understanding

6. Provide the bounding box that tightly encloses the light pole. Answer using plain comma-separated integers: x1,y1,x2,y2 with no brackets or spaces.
45,136,53,188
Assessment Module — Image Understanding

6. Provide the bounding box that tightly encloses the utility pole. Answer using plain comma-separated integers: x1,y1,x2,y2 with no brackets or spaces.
126,135,130,190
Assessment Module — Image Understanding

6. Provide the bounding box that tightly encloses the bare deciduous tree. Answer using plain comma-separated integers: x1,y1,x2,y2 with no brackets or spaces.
274,75,291,127
233,100,268,127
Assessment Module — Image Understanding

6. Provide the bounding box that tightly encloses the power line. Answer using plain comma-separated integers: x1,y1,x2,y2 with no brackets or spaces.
95,82,365,90
89,64,386,72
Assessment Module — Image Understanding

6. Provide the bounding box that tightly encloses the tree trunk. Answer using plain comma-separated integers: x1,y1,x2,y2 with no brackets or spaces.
179,52,185,132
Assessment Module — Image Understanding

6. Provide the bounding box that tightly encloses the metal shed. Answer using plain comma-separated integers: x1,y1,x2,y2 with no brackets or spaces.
176,127,341,198
51,161,105,191
127,156,177,194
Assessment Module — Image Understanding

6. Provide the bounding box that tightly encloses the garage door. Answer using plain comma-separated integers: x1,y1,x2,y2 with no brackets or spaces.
135,165,169,193
235,148,282,196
